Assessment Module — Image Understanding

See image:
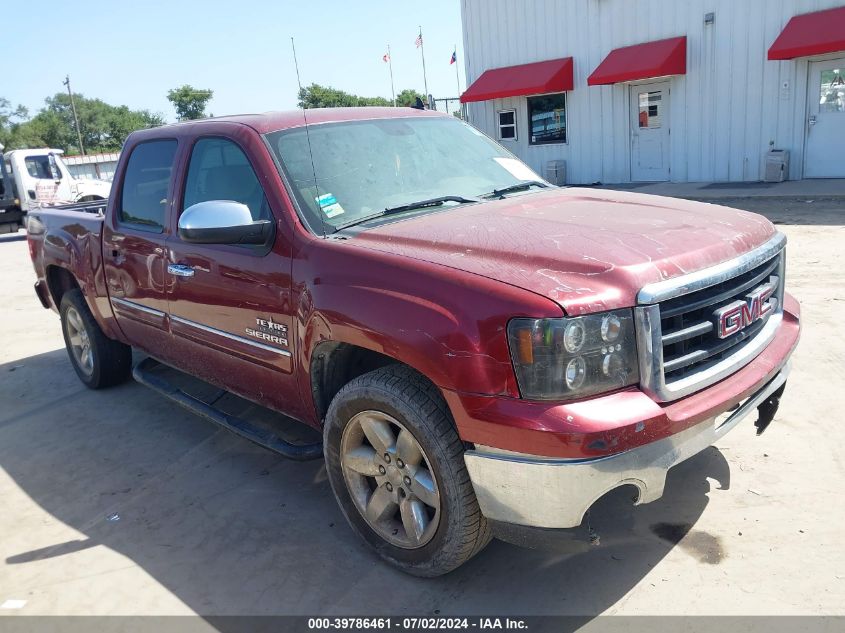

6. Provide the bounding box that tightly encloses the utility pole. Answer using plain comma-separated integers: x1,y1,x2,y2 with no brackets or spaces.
387,44,396,107
63,75,85,156
418,26,429,102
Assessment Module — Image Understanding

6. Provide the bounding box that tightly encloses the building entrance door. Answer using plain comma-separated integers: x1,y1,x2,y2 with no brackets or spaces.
805,59,845,178
630,82,670,181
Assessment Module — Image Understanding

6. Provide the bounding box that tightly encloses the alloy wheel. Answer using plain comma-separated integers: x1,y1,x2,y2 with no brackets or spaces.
65,306,94,377
340,410,441,549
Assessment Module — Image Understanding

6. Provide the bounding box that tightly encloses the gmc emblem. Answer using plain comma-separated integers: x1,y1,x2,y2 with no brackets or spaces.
713,283,776,339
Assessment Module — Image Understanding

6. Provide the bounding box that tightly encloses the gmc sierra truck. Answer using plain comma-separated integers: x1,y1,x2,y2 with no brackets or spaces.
27,108,800,576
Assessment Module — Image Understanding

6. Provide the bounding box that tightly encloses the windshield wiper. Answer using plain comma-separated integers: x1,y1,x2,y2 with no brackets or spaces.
384,195,479,214
482,180,549,199
334,195,478,231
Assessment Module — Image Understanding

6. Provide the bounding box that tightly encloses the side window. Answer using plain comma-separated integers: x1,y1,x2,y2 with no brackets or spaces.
497,110,517,141
182,138,270,222
119,140,177,232
25,156,60,180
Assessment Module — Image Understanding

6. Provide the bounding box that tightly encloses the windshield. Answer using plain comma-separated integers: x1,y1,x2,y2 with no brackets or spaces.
265,116,545,232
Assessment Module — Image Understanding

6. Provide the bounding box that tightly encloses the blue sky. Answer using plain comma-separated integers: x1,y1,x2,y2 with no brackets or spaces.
6,0,465,122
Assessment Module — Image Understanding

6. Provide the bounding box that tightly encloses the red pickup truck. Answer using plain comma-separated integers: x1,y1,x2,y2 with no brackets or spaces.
27,108,800,576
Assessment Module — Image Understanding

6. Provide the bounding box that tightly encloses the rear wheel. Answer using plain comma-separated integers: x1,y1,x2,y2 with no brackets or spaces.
323,365,491,576
60,289,132,389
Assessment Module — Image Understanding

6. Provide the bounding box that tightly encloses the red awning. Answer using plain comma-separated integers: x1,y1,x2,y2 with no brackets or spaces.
460,57,574,103
768,6,845,60
588,36,686,86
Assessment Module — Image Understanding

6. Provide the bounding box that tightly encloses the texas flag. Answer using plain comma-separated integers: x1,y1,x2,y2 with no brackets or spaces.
450,49,457,65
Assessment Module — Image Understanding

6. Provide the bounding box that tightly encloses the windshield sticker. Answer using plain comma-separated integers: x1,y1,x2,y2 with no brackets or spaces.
494,157,542,183
316,193,345,218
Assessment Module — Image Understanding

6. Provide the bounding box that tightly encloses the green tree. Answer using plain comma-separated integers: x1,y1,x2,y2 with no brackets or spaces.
167,85,214,121
395,88,425,107
297,83,392,109
1,93,164,153
0,98,29,148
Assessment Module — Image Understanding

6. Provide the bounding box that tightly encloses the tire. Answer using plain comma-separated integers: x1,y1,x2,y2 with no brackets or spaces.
60,289,132,389
323,364,492,576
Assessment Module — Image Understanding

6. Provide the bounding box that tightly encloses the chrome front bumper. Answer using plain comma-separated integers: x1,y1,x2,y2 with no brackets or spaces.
463,364,790,529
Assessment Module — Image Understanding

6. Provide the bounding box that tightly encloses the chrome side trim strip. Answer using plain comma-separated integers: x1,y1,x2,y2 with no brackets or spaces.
112,297,166,317
170,315,292,357
637,233,787,304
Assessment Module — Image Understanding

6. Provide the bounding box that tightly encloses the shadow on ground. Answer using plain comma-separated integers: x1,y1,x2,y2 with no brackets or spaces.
1,349,731,618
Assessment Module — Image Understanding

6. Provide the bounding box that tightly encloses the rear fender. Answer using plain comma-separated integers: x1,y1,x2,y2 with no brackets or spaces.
42,227,122,341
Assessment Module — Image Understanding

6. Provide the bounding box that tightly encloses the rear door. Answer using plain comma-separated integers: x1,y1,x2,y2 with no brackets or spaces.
103,139,178,355
164,132,301,416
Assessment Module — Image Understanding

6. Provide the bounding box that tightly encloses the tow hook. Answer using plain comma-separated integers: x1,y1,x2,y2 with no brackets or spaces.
755,383,786,436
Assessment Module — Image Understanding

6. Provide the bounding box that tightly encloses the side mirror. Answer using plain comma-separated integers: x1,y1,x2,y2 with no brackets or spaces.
178,200,272,245
47,153,62,181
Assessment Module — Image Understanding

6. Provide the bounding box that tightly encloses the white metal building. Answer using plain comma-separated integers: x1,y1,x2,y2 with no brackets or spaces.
459,0,845,184
62,152,120,181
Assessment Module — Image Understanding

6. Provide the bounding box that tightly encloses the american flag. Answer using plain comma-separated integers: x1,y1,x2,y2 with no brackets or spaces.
383,52,390,63
415,33,423,48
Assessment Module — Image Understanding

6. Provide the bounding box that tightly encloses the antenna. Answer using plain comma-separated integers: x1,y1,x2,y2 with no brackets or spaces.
291,36,327,238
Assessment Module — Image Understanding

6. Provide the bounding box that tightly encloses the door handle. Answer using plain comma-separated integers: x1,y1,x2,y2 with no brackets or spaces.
809,115,817,126
167,264,195,278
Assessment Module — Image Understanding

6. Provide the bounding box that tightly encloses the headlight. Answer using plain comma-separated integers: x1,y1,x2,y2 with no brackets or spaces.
507,310,639,400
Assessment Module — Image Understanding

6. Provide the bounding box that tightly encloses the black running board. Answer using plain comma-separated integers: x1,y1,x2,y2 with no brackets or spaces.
132,357,323,461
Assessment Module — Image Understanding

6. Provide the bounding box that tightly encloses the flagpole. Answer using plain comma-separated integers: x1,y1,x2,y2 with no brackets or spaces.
387,44,396,107
419,26,429,103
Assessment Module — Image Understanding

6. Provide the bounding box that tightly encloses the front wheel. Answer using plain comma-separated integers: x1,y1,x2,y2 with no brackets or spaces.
323,365,491,576
60,289,132,388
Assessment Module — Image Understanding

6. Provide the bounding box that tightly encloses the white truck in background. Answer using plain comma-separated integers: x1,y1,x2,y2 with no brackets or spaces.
0,145,111,234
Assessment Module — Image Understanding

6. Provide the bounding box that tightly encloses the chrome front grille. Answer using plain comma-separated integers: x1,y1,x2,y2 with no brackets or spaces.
635,234,786,402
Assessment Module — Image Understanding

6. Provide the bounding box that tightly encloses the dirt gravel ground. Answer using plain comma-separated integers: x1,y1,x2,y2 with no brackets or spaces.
0,197,843,618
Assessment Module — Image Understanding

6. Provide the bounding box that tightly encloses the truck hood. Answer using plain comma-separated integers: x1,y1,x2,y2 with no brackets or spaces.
349,187,777,314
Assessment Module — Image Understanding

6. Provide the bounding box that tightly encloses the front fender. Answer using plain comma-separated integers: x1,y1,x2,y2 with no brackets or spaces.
296,238,563,417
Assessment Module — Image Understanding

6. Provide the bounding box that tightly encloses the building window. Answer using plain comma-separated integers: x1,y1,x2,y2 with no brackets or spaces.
637,91,663,128
497,110,517,140
528,93,567,145
819,68,845,113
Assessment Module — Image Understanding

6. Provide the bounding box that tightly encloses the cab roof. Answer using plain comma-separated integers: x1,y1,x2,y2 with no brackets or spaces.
148,107,446,135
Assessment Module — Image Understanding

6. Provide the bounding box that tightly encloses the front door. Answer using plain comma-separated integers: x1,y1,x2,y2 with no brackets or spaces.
630,82,670,182
805,59,845,178
103,139,178,356
18,153,75,209
165,135,301,418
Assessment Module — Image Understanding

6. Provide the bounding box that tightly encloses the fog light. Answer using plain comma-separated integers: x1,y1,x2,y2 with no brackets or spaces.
563,319,586,353
565,356,586,389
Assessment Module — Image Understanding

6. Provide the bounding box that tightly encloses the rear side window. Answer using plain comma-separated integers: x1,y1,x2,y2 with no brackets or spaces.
119,140,177,232
182,137,270,221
